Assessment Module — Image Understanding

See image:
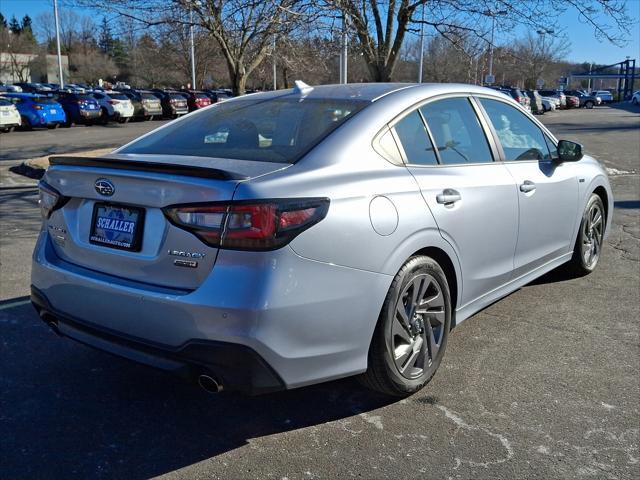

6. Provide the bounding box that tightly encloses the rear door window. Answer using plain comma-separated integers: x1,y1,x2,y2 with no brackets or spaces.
479,98,549,161
420,97,493,164
392,110,438,166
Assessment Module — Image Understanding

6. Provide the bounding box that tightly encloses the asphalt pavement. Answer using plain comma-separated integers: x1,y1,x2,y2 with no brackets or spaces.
0,119,169,162
0,105,638,479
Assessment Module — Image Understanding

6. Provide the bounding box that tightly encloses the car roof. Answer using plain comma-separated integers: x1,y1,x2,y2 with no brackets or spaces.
236,82,522,103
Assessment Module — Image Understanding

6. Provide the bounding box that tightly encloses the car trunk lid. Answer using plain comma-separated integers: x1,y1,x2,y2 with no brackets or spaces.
43,154,289,290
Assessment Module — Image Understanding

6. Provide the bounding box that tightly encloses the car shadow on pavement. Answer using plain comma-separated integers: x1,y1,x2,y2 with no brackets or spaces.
0,302,396,479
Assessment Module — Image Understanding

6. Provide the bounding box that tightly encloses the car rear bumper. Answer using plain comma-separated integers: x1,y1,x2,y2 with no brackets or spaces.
31,231,392,392
31,285,285,394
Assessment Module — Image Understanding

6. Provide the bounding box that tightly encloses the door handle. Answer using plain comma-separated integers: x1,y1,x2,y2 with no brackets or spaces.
519,181,536,193
436,189,462,204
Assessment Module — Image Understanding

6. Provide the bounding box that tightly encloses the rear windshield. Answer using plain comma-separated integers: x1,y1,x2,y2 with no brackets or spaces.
121,97,367,163
108,93,129,100
75,94,95,101
170,93,187,100
33,97,58,104
0,98,11,106
142,93,158,100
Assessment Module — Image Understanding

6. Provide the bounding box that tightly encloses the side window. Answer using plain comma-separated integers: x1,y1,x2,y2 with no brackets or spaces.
420,98,493,164
392,110,438,166
544,133,558,161
480,98,548,161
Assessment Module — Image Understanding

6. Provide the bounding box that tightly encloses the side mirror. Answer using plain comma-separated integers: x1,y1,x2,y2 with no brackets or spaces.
557,140,583,162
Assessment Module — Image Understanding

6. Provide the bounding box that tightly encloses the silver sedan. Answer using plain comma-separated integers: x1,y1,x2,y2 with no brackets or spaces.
32,82,612,396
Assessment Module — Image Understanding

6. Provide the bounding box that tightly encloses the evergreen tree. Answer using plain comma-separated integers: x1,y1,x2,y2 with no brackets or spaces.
98,17,114,55
21,15,33,34
0,13,7,29
8,15,20,33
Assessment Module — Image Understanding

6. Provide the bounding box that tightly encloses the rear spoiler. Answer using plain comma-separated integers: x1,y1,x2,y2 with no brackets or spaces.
48,156,248,181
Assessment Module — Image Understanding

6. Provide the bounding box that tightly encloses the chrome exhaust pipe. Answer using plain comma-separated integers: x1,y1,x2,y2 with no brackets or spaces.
198,374,223,393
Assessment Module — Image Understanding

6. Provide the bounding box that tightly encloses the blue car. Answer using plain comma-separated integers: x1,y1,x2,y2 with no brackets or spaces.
2,93,66,129
51,91,101,126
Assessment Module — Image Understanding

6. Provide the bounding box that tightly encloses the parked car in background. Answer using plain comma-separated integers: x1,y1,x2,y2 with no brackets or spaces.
525,90,543,114
540,97,557,112
181,90,212,112
539,90,567,109
90,91,117,123
594,90,613,103
92,91,134,123
631,90,640,105
2,93,66,129
0,97,21,132
52,91,101,126
563,90,598,109
32,83,613,397
565,95,580,108
202,90,232,103
154,90,189,118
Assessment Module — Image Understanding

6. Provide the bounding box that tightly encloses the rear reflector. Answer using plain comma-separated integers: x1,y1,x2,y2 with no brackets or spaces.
164,198,329,251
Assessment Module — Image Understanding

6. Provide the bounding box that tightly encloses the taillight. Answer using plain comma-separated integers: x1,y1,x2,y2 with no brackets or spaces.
164,198,330,251
38,181,68,219
32,104,43,110
108,100,117,105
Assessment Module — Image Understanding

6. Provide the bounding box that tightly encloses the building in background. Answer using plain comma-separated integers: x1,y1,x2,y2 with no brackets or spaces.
0,52,68,84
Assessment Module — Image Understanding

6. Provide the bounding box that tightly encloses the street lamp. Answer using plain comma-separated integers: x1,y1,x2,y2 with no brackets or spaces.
484,9,507,84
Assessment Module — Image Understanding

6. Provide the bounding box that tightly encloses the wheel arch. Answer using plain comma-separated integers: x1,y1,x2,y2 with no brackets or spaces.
411,246,459,328
593,185,609,221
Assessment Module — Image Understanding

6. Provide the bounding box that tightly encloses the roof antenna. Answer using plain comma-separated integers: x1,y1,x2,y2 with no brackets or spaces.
293,80,313,95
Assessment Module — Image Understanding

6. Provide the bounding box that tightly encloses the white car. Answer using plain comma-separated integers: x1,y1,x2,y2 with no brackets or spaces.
631,90,640,105
103,91,135,123
541,96,558,111
0,97,21,132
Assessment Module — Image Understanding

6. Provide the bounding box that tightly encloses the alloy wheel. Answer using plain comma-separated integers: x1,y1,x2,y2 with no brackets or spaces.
392,273,445,379
582,201,604,268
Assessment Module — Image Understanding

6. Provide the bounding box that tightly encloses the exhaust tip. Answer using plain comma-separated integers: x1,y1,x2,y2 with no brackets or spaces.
40,312,61,335
198,374,223,394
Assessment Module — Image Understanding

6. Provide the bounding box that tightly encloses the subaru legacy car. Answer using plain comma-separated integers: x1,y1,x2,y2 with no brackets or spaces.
32,83,612,396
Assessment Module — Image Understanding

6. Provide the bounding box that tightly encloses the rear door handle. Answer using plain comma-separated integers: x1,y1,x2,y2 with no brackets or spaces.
519,180,536,193
436,189,462,204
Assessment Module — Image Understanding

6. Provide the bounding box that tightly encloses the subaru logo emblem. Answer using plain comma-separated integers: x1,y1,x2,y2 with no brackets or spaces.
95,178,115,197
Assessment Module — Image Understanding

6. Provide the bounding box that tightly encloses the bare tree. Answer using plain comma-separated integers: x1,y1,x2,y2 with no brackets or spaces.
77,0,317,94
325,0,634,83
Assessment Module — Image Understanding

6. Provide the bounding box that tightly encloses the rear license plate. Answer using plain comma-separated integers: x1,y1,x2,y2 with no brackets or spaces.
90,203,145,251
1,111,8,116
49,109,56,114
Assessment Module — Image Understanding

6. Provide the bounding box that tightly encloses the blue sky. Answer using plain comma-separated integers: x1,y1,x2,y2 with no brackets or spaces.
2,0,639,65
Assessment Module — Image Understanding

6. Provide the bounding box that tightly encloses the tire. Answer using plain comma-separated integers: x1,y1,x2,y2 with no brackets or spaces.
585,101,594,109
46,123,59,129
20,116,33,131
359,255,451,396
632,98,638,105
566,194,605,276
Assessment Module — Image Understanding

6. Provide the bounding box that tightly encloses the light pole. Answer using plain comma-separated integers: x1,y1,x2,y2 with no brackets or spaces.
536,29,554,88
273,34,277,90
189,8,196,89
340,14,348,84
485,9,507,84
418,3,425,83
53,0,64,87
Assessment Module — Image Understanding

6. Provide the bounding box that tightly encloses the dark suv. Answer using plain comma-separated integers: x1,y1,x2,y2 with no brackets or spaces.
152,90,188,118
52,91,101,126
